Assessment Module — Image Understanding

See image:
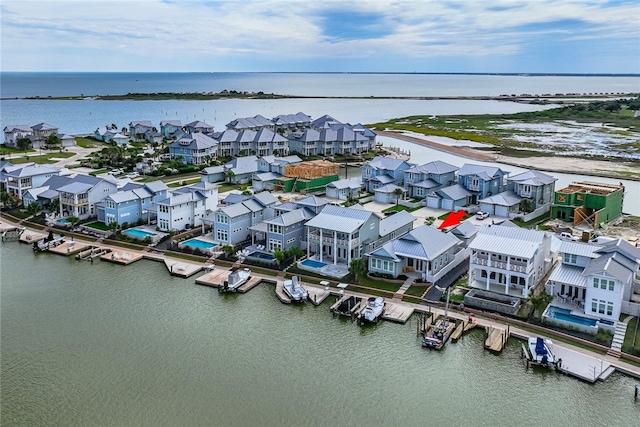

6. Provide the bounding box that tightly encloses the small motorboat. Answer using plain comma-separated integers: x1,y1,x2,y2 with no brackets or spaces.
527,337,556,366
422,317,456,350
219,267,251,293
358,297,384,324
283,276,308,302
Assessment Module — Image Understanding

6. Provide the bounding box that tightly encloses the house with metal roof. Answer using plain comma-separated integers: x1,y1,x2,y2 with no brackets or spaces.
160,120,183,138
367,224,467,283
325,178,364,200
31,123,59,145
57,175,118,220
263,208,316,251
425,184,472,210
128,121,154,140
362,156,411,193
252,155,302,191
98,180,170,226
223,155,258,184
154,182,218,232
468,224,555,299
226,115,274,132
403,161,458,199
507,170,556,210
169,132,218,165
374,183,406,204
202,193,278,246
272,112,312,131
457,163,508,204
3,125,33,146
185,120,214,134
4,163,63,199
544,238,640,326
449,220,479,248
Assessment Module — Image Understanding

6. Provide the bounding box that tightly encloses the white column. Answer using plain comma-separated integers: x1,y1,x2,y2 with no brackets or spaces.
486,270,490,291
306,226,310,258
319,229,323,263
505,274,510,295
347,232,353,267
333,230,338,265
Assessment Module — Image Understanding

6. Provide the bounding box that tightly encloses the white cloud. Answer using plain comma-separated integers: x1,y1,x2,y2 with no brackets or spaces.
1,0,638,71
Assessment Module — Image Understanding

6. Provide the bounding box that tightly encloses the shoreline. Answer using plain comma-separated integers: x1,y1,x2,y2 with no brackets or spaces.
377,129,640,182
1,215,639,382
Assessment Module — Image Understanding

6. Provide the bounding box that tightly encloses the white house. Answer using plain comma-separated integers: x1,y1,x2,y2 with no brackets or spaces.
155,182,218,232
468,224,555,298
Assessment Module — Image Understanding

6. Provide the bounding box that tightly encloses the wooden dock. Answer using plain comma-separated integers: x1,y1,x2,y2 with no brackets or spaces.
76,246,111,261
195,268,228,287
163,259,203,277
48,240,90,256
275,280,291,304
381,301,414,324
19,231,48,244
306,285,331,306
484,325,510,352
237,276,261,293
100,249,144,266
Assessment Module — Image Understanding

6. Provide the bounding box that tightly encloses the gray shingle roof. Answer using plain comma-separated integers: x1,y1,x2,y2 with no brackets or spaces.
406,160,458,175
252,191,279,206
458,163,505,180
479,191,521,206
450,220,478,239
379,210,415,236
508,170,556,185
437,184,471,200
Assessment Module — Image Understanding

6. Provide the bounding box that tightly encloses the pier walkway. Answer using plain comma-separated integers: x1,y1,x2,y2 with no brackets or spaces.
3,217,640,384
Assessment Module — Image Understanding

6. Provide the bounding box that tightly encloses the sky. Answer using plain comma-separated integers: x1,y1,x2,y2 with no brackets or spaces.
1,0,639,74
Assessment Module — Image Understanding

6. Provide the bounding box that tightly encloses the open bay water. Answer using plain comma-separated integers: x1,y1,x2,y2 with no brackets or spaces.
1,242,639,426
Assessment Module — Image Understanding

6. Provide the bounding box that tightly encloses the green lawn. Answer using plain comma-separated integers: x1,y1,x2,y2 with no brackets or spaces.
357,275,403,293
622,316,639,356
512,211,552,228
381,205,407,213
4,152,75,164
85,221,110,231
75,137,105,148
168,178,202,188
404,285,429,297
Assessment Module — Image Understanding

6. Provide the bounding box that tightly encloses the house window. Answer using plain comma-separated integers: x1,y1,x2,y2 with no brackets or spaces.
608,281,615,291
591,299,597,313
606,303,613,316
593,278,599,288
269,239,282,251
216,229,228,242
598,300,606,314
563,253,577,264
216,214,228,224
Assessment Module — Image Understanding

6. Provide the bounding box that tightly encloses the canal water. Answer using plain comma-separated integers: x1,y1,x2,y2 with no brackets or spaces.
1,241,638,426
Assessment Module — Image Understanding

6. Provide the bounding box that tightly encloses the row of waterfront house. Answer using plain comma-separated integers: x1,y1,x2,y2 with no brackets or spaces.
1,153,637,333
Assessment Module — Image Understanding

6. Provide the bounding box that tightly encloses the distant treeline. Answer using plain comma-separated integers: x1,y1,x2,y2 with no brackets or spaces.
97,90,289,100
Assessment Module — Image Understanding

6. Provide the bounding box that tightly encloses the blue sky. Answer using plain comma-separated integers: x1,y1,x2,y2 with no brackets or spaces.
1,0,639,73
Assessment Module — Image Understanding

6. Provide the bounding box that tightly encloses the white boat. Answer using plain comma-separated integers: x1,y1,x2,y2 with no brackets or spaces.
283,276,308,302
528,337,556,366
358,297,385,324
219,267,251,293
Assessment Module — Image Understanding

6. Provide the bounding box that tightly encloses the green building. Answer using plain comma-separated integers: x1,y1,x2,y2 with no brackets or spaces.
551,181,624,229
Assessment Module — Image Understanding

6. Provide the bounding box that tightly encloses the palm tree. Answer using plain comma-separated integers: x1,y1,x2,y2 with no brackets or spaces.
393,187,404,205
225,170,235,183
26,201,41,217
221,244,235,259
273,249,287,266
17,137,31,154
288,246,304,262
67,216,80,229
349,258,367,283
0,190,12,209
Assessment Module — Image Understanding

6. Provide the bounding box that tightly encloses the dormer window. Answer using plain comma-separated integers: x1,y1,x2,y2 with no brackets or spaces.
563,253,577,264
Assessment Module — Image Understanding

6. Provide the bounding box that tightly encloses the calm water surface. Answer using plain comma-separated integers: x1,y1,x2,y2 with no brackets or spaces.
1,242,638,426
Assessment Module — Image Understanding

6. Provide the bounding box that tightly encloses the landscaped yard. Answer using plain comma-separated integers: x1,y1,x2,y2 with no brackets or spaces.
622,316,639,356
2,151,75,164
85,221,110,231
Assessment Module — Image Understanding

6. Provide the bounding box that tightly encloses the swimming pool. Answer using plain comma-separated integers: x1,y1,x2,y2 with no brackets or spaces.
301,259,327,269
248,252,274,260
123,228,157,238
56,218,69,224
181,238,217,249
546,306,597,327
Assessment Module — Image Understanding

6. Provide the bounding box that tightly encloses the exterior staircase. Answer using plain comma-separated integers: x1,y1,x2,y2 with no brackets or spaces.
607,321,628,358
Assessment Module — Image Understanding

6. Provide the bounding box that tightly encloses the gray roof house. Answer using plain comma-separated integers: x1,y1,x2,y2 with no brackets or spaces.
367,224,467,284
426,184,472,211
404,160,458,199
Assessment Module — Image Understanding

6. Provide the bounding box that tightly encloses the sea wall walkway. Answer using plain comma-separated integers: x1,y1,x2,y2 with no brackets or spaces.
2,215,639,383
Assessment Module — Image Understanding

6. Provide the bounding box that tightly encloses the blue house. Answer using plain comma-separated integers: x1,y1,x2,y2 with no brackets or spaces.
98,180,169,225
169,133,218,165
263,208,315,251
367,225,466,284
362,156,411,193
457,164,508,204
202,192,279,246
426,184,472,210
160,120,182,139
403,161,458,199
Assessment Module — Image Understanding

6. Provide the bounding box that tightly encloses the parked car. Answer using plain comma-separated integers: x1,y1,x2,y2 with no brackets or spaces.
560,232,579,241
108,168,124,175
125,172,140,179
475,211,489,220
